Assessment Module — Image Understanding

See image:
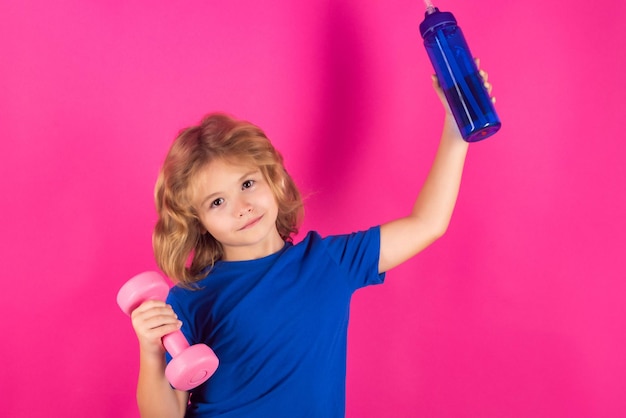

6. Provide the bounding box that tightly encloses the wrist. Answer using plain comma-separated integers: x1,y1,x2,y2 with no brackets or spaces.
442,114,463,140
139,345,167,365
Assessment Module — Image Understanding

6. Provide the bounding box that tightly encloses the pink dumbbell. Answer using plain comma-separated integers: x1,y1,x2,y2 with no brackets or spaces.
117,271,219,390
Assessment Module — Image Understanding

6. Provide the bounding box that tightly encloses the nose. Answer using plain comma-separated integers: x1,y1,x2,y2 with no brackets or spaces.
237,201,253,217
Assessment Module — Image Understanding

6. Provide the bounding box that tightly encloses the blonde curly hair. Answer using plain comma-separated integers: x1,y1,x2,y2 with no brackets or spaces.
153,113,304,287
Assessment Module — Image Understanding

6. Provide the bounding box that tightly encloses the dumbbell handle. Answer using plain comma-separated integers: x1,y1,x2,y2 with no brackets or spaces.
163,331,192,357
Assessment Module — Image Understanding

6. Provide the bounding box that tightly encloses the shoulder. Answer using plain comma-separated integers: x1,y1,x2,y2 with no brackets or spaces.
167,283,195,306
291,226,381,260
293,226,384,288
296,226,380,245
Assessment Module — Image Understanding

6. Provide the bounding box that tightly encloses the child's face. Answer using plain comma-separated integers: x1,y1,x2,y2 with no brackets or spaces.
191,158,284,261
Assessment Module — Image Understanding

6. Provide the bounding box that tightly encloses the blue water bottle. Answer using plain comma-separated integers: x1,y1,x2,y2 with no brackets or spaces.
419,2,501,142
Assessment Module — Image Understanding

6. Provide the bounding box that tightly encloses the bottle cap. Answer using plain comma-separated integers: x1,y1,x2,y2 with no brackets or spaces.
419,8,457,38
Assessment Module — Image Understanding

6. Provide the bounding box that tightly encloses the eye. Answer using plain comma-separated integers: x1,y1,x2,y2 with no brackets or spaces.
242,179,255,189
211,198,224,208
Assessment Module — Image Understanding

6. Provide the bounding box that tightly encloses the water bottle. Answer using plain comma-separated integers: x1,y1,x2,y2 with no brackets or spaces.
419,4,501,142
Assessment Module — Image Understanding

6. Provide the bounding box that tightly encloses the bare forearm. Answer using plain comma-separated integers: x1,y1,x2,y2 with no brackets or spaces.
411,113,468,236
137,352,187,418
379,113,468,272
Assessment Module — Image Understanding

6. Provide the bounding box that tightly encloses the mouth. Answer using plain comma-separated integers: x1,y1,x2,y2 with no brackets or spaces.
239,215,263,231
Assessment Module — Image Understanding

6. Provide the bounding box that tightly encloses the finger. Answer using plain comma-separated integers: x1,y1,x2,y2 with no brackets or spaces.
133,306,179,326
431,74,440,87
139,310,180,328
131,300,172,317
131,299,167,313
143,320,183,337
137,321,183,350
479,69,488,83
134,314,182,340
484,80,492,94
132,305,179,333
474,57,480,69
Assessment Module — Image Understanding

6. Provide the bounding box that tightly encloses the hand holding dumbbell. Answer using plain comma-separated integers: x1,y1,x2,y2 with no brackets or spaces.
117,271,219,390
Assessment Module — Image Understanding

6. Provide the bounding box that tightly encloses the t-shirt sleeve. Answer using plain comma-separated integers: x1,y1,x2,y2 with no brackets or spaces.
324,225,386,291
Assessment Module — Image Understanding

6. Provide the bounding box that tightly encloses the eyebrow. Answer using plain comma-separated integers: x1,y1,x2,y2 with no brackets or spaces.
198,169,261,208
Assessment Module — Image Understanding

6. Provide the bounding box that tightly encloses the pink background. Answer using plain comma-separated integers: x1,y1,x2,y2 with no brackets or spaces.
1,0,625,417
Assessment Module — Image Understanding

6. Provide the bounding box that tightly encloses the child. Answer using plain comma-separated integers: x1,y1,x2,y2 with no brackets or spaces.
130,70,493,417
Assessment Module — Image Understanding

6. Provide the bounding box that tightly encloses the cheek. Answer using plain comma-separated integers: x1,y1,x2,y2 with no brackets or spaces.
260,185,279,207
261,193,280,214
199,213,224,234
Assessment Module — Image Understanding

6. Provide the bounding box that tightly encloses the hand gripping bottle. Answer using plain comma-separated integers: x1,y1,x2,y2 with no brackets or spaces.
419,2,501,142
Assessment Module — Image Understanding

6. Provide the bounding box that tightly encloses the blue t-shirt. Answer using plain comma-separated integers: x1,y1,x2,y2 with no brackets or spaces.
166,226,385,417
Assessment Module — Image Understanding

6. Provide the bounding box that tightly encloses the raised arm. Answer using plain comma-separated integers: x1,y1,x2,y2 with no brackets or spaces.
378,69,492,273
